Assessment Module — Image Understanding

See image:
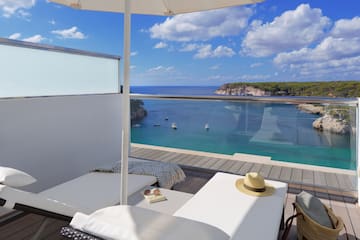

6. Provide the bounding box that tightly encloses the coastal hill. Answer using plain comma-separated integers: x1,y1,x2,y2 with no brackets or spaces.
215,81,360,97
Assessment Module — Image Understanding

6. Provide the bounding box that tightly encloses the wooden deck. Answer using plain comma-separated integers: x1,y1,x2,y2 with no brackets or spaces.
0,168,359,239
131,144,358,201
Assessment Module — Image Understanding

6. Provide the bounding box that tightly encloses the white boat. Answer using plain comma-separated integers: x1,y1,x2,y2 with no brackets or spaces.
205,123,210,131
171,123,177,129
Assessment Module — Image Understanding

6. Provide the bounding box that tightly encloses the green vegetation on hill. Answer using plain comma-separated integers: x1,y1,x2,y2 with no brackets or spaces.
222,81,360,97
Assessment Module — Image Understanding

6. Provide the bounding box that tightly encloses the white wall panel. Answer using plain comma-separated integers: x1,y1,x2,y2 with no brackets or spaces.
0,94,122,192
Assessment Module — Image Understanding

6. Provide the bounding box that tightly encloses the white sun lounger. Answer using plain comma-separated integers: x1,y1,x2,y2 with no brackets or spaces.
61,172,287,240
0,172,157,221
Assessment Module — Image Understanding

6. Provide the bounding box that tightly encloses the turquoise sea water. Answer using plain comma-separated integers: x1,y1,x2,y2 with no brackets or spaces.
131,86,356,170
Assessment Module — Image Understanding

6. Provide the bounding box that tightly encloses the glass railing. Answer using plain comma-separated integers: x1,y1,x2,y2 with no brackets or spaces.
130,95,357,170
0,38,120,98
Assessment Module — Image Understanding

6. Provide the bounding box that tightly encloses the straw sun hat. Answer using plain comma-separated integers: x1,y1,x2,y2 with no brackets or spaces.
235,172,275,197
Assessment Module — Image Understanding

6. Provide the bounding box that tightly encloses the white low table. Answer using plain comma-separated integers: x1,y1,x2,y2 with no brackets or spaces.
128,187,193,215
174,172,287,240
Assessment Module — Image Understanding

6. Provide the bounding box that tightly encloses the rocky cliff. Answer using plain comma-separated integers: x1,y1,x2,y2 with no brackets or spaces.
131,99,147,121
298,104,350,134
312,114,350,134
215,84,270,96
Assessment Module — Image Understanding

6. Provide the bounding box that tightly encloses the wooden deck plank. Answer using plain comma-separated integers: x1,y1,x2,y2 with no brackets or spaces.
188,156,212,168
268,166,282,179
131,149,156,160
130,147,142,155
302,170,314,186
180,155,204,166
237,162,254,175
345,202,360,239
325,172,340,190
208,158,228,171
173,154,195,165
155,151,181,162
291,168,302,184
329,196,357,239
283,193,298,240
131,146,357,200
0,215,36,238
314,171,327,188
217,160,237,172
1,215,44,240
249,163,262,173
129,149,144,158
198,157,219,169
157,152,183,162
279,167,292,182
227,161,245,174
41,218,68,240
168,153,191,164
174,154,194,165
336,174,356,191
258,164,272,178
145,149,166,160
146,150,169,161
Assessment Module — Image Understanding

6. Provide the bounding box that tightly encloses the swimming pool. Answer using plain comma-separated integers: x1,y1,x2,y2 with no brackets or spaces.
131,100,356,170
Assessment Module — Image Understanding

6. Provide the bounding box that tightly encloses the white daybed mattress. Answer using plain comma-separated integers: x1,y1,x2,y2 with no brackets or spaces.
0,172,157,218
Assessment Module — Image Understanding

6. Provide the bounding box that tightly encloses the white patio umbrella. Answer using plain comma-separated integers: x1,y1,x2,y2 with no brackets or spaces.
50,0,264,205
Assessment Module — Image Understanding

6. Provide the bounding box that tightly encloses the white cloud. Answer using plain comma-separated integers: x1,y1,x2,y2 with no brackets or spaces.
210,65,220,70
331,16,360,38
131,51,138,56
23,34,44,43
150,7,253,42
49,19,56,25
250,62,263,68
242,4,330,57
8,32,45,43
154,41,168,49
180,43,201,52
273,17,360,80
194,45,235,59
8,32,21,39
51,26,86,39
147,65,174,73
236,74,271,81
0,0,35,18
208,74,271,82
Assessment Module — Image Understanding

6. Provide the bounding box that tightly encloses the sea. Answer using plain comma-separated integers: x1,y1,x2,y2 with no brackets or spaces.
130,86,356,170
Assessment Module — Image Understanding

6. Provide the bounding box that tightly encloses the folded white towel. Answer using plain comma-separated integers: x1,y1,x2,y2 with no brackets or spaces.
69,212,89,231
70,205,229,240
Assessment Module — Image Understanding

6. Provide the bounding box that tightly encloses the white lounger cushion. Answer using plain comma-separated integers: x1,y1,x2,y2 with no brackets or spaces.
0,172,157,217
70,205,229,240
0,167,36,187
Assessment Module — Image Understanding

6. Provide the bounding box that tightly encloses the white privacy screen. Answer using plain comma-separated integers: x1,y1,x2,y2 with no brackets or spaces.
0,43,119,98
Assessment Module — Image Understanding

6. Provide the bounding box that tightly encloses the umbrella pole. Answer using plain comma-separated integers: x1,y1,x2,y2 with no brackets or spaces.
120,0,131,205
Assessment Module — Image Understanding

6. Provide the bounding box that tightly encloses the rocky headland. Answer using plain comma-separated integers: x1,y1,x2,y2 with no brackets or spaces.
214,84,270,96
297,104,350,134
297,104,325,115
131,99,147,121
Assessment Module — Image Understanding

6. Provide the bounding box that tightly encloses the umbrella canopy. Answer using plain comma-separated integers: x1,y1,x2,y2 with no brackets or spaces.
51,0,263,15
50,0,264,205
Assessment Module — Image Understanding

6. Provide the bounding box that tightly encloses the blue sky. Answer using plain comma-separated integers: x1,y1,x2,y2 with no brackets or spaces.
0,0,360,86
